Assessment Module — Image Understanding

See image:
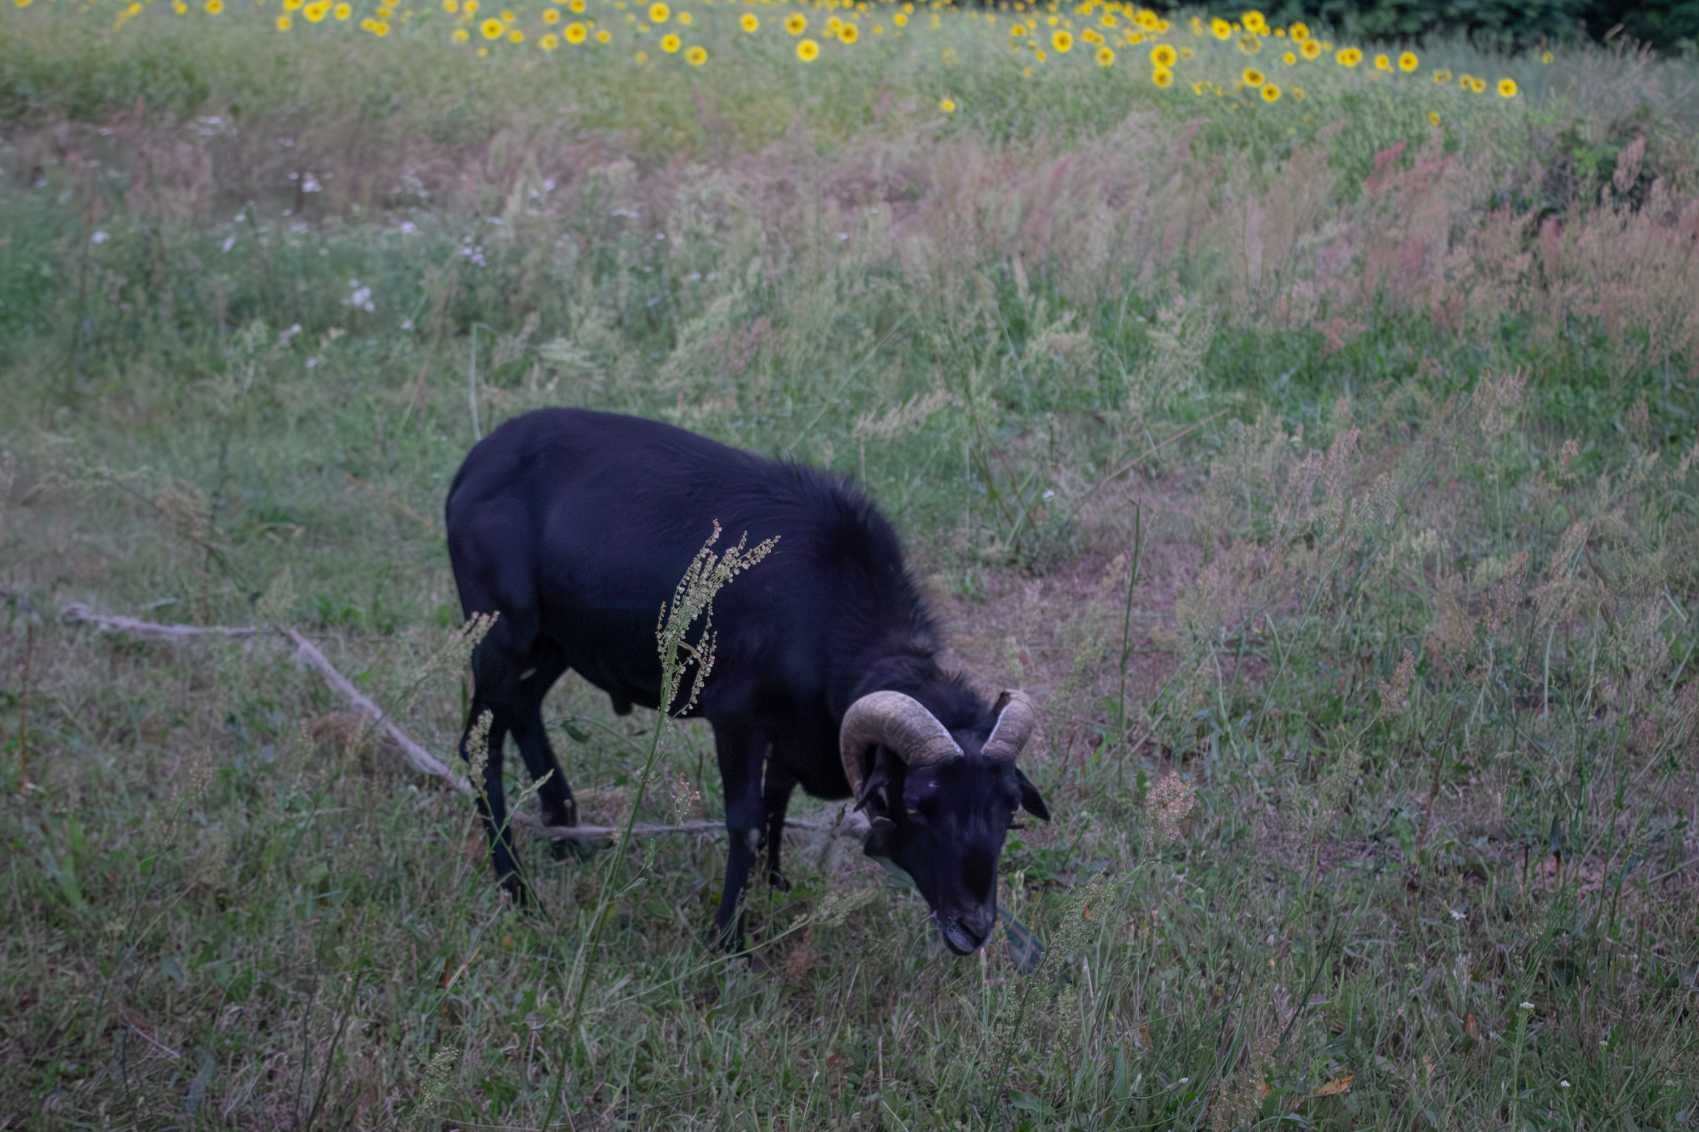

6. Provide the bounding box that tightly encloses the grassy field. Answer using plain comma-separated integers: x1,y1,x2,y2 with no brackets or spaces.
3,0,1699,1127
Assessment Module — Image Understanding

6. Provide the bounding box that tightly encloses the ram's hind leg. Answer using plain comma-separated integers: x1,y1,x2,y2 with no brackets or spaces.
459,603,551,903
509,648,589,861
458,694,522,900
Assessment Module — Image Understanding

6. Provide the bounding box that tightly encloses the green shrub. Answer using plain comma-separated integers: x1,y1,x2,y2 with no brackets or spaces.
1584,0,1699,47
1155,1,1699,51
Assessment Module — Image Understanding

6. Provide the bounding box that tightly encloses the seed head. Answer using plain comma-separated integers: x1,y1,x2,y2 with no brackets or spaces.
1146,771,1196,843
1379,648,1416,716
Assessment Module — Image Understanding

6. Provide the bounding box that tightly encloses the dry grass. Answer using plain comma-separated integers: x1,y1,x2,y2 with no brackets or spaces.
3,10,1699,1129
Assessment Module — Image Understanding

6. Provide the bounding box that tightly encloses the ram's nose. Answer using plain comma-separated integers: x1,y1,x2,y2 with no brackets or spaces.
938,906,996,955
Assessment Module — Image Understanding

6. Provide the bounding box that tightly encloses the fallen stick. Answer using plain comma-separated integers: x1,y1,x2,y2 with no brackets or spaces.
61,602,867,844
279,625,470,789
61,602,266,640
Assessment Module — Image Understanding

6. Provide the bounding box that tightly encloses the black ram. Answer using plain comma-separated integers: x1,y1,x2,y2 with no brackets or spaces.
445,407,1049,953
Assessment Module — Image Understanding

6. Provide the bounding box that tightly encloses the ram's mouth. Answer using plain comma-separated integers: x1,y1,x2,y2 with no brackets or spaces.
937,916,991,956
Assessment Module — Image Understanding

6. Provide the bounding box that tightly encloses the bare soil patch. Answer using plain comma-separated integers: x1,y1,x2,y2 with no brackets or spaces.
930,471,1205,769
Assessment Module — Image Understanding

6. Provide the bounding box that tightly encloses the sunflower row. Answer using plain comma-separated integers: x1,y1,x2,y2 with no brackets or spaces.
28,0,1529,102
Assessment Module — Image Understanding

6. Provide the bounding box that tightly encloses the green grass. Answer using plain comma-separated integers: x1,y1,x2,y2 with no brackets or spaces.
3,3,1699,1128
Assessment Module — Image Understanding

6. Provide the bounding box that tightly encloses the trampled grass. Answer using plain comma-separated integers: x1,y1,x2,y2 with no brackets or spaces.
2,0,1698,1127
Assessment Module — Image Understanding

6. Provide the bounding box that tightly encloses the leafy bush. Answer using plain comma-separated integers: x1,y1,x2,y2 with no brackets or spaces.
1583,0,1699,45
1159,1,1699,50
1258,0,1588,46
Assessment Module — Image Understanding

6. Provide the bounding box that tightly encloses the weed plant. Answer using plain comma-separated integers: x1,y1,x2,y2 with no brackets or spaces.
2,2,1698,1127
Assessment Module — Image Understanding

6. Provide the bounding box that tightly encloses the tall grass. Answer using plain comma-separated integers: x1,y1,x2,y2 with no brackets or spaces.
2,2,1698,1127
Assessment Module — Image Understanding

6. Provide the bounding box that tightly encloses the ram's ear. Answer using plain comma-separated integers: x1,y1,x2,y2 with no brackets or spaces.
853,749,894,815
856,749,900,857
863,816,898,858
1015,767,1050,822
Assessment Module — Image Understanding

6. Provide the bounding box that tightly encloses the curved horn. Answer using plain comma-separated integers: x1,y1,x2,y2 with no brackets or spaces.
981,690,1038,763
838,690,963,798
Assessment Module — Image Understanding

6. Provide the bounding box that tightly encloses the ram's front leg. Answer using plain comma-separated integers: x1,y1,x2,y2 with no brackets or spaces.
763,764,796,891
711,720,768,952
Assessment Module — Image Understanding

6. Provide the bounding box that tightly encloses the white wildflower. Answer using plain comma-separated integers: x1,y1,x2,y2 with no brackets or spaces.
346,281,375,314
